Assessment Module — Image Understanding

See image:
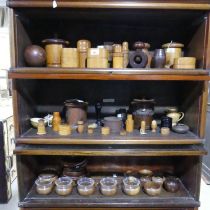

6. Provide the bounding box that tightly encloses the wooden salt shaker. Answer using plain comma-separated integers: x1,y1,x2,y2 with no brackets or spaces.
126,114,134,133
140,120,146,134
151,120,157,133
77,121,85,134
52,112,61,132
37,119,46,135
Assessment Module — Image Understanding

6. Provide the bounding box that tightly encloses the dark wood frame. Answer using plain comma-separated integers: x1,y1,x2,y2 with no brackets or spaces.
7,1,210,210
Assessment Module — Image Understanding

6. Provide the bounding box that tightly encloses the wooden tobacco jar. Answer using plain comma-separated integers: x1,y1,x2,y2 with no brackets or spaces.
63,99,88,126
77,40,91,68
42,39,69,67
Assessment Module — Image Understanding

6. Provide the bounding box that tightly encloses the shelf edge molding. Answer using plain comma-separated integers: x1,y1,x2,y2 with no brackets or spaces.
7,1,210,10
8,68,210,81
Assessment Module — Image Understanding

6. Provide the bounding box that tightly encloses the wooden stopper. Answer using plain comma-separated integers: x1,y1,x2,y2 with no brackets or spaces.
52,112,61,132
58,124,71,136
37,119,46,135
151,120,157,133
126,114,134,133
101,127,110,135
161,127,170,136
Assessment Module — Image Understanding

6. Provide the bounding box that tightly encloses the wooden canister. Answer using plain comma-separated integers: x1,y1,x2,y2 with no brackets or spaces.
77,40,91,68
87,48,108,68
61,48,79,68
162,42,184,68
122,42,129,68
42,39,69,67
113,44,123,68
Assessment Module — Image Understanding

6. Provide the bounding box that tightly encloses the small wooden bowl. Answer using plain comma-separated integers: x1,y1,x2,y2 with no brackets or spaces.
144,181,162,196
163,177,180,193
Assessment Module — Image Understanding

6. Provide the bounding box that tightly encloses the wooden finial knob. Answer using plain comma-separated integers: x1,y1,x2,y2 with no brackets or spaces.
133,41,145,50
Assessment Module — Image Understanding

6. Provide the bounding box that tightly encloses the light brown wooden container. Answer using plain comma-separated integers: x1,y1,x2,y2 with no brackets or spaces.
61,48,79,68
87,48,108,68
173,57,196,69
42,39,69,67
113,44,123,68
77,40,91,68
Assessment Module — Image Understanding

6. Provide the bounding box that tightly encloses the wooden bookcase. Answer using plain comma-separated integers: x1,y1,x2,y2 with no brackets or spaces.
7,0,210,210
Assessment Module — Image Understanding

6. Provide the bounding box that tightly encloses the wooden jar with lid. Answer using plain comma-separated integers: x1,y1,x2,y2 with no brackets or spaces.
42,39,69,67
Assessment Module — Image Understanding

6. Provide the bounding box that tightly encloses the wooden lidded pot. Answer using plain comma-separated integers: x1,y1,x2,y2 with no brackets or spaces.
162,42,184,68
42,38,69,67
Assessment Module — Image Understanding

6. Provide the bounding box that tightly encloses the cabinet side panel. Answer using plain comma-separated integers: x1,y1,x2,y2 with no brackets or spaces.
187,15,207,69
176,157,202,201
204,12,210,68
16,155,38,201
199,81,208,138
14,12,31,67
9,9,16,68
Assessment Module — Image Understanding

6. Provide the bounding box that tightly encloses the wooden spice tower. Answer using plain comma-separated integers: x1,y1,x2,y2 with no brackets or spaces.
7,0,210,210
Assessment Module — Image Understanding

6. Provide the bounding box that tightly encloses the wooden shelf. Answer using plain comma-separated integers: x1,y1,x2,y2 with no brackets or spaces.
8,68,210,81
19,177,198,208
17,127,204,145
7,0,210,10
14,144,207,156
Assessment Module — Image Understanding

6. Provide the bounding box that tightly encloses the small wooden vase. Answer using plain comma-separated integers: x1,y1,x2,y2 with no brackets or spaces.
52,112,61,132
